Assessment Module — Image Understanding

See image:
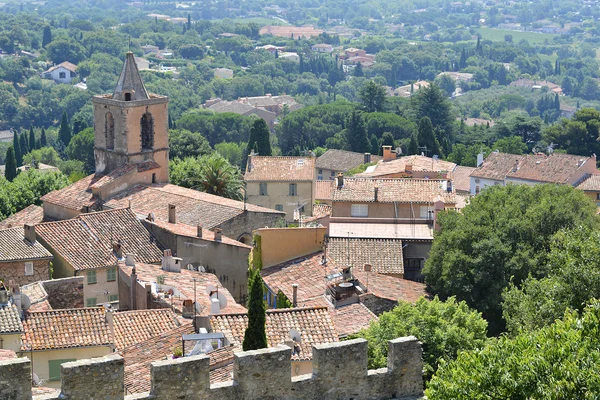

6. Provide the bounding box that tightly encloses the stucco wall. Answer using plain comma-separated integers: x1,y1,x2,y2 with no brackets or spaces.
257,227,326,268
332,202,432,220
0,333,22,353
215,211,284,243
0,259,50,287
246,181,314,222
42,202,83,222
81,266,119,307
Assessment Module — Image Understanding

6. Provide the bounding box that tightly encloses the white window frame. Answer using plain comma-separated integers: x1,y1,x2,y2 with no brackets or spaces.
24,262,34,276
351,204,369,217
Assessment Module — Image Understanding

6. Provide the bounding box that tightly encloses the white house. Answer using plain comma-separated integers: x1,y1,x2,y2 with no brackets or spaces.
311,43,334,53
279,52,300,62
214,68,234,79
41,61,78,84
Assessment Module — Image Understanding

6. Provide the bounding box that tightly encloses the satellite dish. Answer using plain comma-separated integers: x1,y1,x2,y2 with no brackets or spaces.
289,329,301,342
198,265,206,272
187,264,194,271
32,373,42,386
205,284,217,295
395,147,402,155
21,294,31,311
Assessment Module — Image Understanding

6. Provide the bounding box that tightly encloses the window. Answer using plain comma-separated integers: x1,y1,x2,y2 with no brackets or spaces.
87,270,97,284
59,72,66,79
105,112,115,150
125,92,131,101
140,112,154,150
48,359,76,381
317,176,323,180
24,262,33,276
351,204,368,217
275,205,283,211
596,193,600,200
86,298,97,307
259,183,268,196
108,294,119,302
106,267,116,282
318,169,323,175
475,185,480,194
289,183,297,196
152,173,156,184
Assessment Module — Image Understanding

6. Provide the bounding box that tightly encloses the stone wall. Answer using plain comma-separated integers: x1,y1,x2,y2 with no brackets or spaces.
216,210,284,243
42,276,84,309
0,259,50,287
0,337,423,400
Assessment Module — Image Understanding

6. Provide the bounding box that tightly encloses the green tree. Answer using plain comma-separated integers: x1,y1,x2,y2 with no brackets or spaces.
24,147,62,167
417,117,440,157
46,38,87,64
65,128,95,173
413,84,454,140
353,62,364,77
4,146,16,182
433,74,456,97
358,80,386,113
423,184,598,334
426,301,600,399
346,110,370,153
243,268,268,351
381,132,394,148
19,132,29,156
58,112,72,146
215,142,245,168
408,134,418,155
42,25,52,48
12,131,22,167
168,129,212,160
29,127,36,151
492,136,527,154
354,296,488,381
247,119,272,157
40,128,47,148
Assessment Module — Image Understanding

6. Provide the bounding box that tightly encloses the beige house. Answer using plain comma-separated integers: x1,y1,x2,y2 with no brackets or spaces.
316,149,381,181
245,156,316,223
0,304,24,353
34,208,164,308
19,308,113,388
0,225,52,287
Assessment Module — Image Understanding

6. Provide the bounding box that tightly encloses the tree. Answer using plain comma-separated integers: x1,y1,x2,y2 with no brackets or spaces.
413,84,454,141
42,25,52,48
358,80,386,113
4,146,16,182
417,117,440,157
215,142,245,168
40,128,47,148
45,38,87,64
243,268,268,351
12,131,22,167
24,147,62,167
408,134,418,155
168,129,212,160
423,184,598,335
354,297,488,381
66,128,95,173
29,127,36,151
353,62,364,77
247,119,272,157
426,301,600,399
433,74,456,97
491,136,527,154
19,132,29,156
179,44,204,60
381,132,394,148
170,153,243,200
58,112,71,146
346,110,370,153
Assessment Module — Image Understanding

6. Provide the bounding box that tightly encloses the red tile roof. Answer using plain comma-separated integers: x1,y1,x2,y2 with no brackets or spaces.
332,178,456,204
147,219,251,249
577,174,600,191
357,155,456,178
0,205,44,229
245,156,316,182
0,226,53,262
315,149,382,172
327,237,404,275
330,302,377,338
21,308,112,351
315,180,333,201
90,161,161,190
35,208,163,271
210,306,338,361
452,165,476,193
112,309,181,351
0,304,23,334
41,173,101,211
353,265,427,303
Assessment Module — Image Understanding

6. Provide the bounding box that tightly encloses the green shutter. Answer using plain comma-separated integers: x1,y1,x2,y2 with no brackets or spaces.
87,270,96,284
48,359,76,381
107,268,116,282
86,297,97,307
108,294,118,302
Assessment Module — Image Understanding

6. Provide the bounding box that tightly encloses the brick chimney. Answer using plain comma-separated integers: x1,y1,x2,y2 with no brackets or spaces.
24,224,36,244
405,163,413,174
292,283,298,307
197,225,203,238
374,186,379,202
383,146,395,162
364,153,371,164
213,228,222,242
168,204,176,224
336,173,344,189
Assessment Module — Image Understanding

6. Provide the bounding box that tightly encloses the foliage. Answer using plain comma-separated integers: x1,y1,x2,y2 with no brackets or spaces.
65,128,95,174
247,118,272,156
215,142,245,168
168,129,212,160
177,111,254,147
243,268,268,351
346,109,370,153
423,184,598,335
416,117,441,157
276,290,292,309
58,112,71,147
413,84,454,138
353,296,488,381
46,38,87,64
23,147,61,167
4,146,16,182
346,161,377,176
358,80,386,113
490,136,527,154
12,133,21,167
426,301,600,399
542,108,600,156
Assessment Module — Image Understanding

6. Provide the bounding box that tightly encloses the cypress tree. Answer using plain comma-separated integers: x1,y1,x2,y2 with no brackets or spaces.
242,269,267,351
4,146,16,182
408,134,418,155
42,25,52,48
459,48,467,69
247,119,272,156
40,128,47,147
12,131,22,166
353,62,364,77
417,116,440,156
58,112,72,146
346,110,370,153
187,13,191,30
554,93,560,111
29,126,36,150
20,132,29,155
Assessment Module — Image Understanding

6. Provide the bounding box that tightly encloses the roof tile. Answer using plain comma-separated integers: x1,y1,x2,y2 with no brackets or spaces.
0,227,52,262
316,149,382,172
328,237,404,275
0,304,23,334
356,155,456,178
112,309,181,351
332,178,456,204
0,205,44,230
245,156,316,182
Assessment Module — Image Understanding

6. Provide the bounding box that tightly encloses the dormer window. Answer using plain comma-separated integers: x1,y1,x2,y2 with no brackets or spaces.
125,92,132,101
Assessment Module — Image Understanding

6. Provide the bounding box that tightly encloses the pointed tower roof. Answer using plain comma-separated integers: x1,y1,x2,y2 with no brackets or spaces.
113,52,150,101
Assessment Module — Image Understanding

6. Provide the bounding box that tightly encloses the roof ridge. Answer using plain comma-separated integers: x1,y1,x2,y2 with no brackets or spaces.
25,306,104,315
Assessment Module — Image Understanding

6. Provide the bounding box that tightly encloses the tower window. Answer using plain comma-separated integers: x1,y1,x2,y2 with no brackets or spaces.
105,112,115,150
141,113,154,150
152,173,156,183
125,92,131,101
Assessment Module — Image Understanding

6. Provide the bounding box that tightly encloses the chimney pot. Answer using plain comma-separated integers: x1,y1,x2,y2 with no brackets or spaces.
125,254,135,267
292,283,298,307
24,224,36,244
374,186,379,202
364,153,371,164
405,163,413,173
213,228,222,242
197,225,203,238
210,297,220,314
168,204,176,224
382,145,395,162
336,173,344,189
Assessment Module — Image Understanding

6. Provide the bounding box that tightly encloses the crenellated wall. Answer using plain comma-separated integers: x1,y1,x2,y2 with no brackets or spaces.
3,337,424,400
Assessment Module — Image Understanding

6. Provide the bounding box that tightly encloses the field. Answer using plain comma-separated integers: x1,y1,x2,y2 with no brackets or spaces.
476,27,558,44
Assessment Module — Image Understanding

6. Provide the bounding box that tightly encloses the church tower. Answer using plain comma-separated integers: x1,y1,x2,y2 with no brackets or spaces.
92,52,169,183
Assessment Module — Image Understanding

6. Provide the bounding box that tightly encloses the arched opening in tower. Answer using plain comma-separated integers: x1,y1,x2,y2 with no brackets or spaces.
141,112,154,150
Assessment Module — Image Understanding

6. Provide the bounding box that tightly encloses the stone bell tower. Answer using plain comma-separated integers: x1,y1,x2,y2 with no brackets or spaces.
91,52,169,182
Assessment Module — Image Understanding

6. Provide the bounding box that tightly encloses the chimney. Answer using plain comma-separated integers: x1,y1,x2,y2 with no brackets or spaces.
476,153,484,167
130,267,137,310
292,283,298,307
512,159,519,173
24,224,36,244
405,163,413,174
197,225,203,238
247,150,254,172
105,309,114,329
210,297,220,314
383,146,395,162
364,153,371,164
336,173,344,189
125,254,135,267
213,228,222,242
113,240,123,259
168,204,176,224
162,249,182,272
374,186,379,202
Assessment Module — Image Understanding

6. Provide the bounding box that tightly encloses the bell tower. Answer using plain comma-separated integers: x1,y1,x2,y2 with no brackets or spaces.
91,52,169,182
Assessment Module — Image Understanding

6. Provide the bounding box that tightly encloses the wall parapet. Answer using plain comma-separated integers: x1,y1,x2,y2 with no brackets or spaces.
6,337,423,400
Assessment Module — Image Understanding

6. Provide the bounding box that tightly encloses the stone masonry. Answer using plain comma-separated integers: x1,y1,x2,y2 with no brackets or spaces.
1,336,423,400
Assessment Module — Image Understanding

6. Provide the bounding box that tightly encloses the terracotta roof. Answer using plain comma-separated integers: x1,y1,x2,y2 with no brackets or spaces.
21,308,112,351
471,152,593,183
147,219,251,249
35,208,163,271
120,262,245,316
329,222,433,240
122,323,195,394
31,386,60,397
90,161,161,190
453,166,476,193
330,303,377,338
0,205,44,229
210,307,338,361
210,363,234,384
21,282,48,310
44,61,78,73
315,180,333,201
104,184,283,229
577,174,600,191
112,309,181,351
353,265,427,303
311,204,332,219
331,178,456,204
41,173,101,211
0,304,23,333
316,149,382,172
0,227,53,262
357,155,456,178
327,237,404,275
245,156,316,182
0,349,16,361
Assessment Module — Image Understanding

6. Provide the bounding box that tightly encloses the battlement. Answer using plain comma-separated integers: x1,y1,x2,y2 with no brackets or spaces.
4,337,423,400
